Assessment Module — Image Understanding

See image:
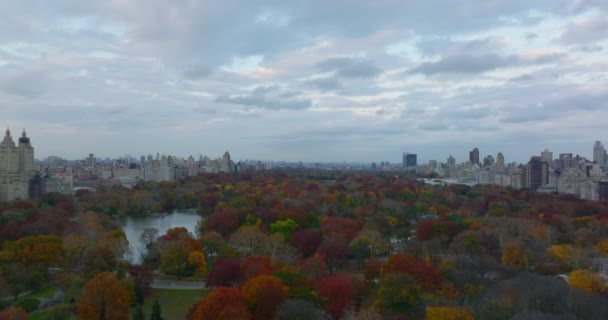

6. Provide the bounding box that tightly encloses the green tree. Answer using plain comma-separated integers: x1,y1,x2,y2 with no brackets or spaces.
374,274,424,317
160,242,192,277
150,300,163,320
270,219,298,242
133,305,145,320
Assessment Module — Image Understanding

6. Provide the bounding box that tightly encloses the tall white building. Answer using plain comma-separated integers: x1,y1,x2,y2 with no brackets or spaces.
593,141,606,166
0,129,35,201
496,152,505,172
541,149,553,168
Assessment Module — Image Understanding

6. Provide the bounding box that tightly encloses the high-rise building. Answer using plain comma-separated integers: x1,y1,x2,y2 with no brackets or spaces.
496,152,505,172
599,181,608,201
483,155,495,167
86,153,96,169
541,149,553,167
446,155,456,178
469,148,479,165
403,152,417,168
593,141,607,166
525,156,549,191
0,129,35,201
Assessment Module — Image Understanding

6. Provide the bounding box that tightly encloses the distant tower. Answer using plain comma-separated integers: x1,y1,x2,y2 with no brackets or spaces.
402,152,417,168
525,156,549,191
86,153,96,169
0,128,35,200
446,155,456,178
496,152,505,172
483,155,495,167
222,151,232,172
593,141,606,166
541,149,553,168
469,148,479,165
559,153,573,170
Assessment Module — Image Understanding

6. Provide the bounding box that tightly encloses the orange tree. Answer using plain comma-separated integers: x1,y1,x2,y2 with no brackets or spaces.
241,275,289,320
189,287,251,320
76,272,130,320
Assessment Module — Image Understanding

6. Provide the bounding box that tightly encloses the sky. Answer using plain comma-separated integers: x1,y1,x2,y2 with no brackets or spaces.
1,0,607,163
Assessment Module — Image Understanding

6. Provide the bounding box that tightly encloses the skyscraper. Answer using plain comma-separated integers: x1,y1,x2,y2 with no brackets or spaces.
0,129,35,201
496,152,505,172
525,156,549,191
541,149,553,167
559,153,573,170
469,148,479,165
402,152,417,168
593,141,606,166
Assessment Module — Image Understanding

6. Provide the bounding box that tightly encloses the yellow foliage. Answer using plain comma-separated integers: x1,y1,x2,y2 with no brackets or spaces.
426,306,475,320
188,250,207,274
546,244,578,264
595,239,608,255
501,241,527,268
569,269,605,294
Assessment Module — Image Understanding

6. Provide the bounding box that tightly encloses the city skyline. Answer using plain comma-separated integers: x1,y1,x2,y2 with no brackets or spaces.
1,1,607,162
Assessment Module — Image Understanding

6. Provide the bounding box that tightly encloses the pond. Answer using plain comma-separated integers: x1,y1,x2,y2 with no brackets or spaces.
119,210,202,263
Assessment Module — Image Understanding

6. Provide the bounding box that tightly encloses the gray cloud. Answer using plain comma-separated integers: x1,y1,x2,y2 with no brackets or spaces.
559,16,608,43
181,64,213,80
215,85,312,110
306,77,343,92
411,52,565,75
411,54,517,74
316,57,382,78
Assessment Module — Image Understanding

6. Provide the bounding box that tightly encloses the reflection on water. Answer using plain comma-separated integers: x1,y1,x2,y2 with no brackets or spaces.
119,210,201,263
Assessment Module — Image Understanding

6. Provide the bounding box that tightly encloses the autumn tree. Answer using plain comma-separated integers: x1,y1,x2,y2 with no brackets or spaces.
291,230,322,258
272,270,318,303
241,256,274,281
317,273,357,320
206,258,243,287
501,241,528,269
188,250,207,274
381,253,443,292
270,218,298,242
76,272,130,320
160,241,192,277
0,307,28,320
426,306,475,320
317,235,349,274
374,274,423,318
569,269,605,294
241,275,289,320
190,287,251,320
127,265,153,296
229,225,268,257
200,231,226,262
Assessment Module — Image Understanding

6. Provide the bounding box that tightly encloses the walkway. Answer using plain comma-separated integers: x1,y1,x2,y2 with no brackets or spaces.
151,279,207,290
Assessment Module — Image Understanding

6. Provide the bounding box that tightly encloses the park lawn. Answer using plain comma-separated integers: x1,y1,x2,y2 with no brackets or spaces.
25,286,56,300
134,288,209,320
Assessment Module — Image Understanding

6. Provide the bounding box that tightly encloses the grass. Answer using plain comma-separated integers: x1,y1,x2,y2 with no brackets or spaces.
26,286,56,300
133,288,210,320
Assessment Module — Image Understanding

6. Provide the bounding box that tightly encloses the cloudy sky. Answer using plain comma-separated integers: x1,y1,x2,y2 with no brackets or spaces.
1,0,607,163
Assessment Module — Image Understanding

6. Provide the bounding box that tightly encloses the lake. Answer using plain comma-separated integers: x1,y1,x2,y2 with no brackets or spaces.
119,210,202,263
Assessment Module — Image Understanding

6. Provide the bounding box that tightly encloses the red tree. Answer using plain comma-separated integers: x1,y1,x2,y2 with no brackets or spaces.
382,253,444,291
189,287,251,320
206,258,242,287
317,273,357,320
241,276,289,320
317,235,349,274
241,256,275,281
291,230,322,258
